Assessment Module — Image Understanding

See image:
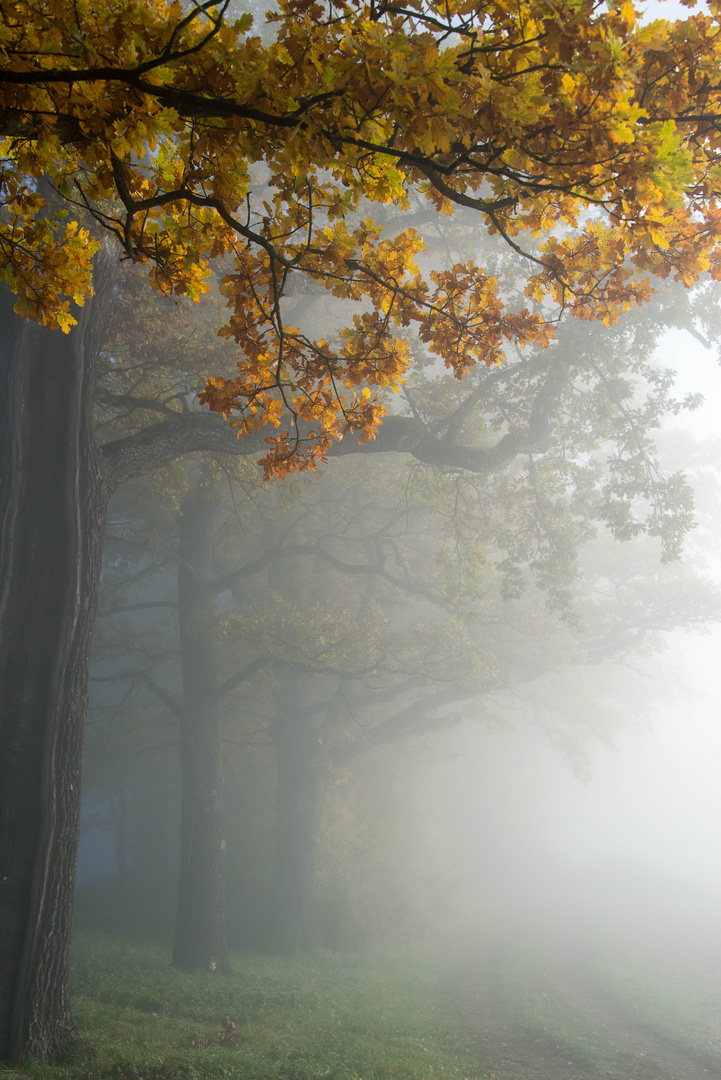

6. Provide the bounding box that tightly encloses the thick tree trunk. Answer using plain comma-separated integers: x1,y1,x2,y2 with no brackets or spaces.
0,285,109,1062
268,678,327,955
172,487,230,972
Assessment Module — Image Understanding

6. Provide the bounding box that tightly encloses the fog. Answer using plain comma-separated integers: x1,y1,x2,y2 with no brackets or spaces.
72,14,721,1064
78,281,721,964
416,333,721,962
424,637,721,940
8,0,721,1074
68,176,721,1080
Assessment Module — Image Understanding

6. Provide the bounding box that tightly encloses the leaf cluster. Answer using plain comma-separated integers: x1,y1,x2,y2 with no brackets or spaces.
5,0,721,470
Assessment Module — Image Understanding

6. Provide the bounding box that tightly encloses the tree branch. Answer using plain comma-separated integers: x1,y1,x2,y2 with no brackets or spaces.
100,357,568,492
137,672,183,717
329,361,568,471
332,686,479,763
95,385,182,419
101,410,263,492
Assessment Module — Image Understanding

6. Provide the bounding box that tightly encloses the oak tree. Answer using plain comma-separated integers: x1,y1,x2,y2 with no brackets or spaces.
4,0,721,1061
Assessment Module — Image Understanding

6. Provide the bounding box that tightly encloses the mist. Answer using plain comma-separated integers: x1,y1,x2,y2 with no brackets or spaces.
422,639,721,940
5,0,721,1072
61,203,721,1077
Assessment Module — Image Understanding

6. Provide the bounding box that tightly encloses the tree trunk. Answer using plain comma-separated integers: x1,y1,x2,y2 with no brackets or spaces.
267,677,327,955
172,487,230,972
0,282,110,1062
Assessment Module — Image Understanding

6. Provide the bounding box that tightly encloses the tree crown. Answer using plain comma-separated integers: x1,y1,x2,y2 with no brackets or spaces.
3,0,721,471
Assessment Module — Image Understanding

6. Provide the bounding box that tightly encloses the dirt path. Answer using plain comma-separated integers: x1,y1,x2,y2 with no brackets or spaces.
458,948,721,1080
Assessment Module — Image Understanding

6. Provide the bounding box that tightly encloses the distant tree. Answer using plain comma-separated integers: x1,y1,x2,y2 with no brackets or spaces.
0,266,275,1061
87,468,245,973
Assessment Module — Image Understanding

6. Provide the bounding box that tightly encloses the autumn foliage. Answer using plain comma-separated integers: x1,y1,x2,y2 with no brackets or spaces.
2,0,721,472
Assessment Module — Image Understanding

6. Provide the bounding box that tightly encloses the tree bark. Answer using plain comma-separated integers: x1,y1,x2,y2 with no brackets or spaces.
0,281,110,1063
267,677,327,956
171,487,230,972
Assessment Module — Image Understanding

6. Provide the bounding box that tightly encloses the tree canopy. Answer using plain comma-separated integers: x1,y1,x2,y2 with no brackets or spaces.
3,0,721,472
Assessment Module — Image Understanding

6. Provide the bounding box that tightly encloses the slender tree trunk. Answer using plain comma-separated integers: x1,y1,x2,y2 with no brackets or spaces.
0,282,110,1062
268,678,327,955
172,487,230,972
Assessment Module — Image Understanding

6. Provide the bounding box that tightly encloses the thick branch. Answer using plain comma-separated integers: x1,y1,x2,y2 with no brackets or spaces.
95,385,182,419
97,600,179,618
101,410,262,492
138,672,183,718
0,67,337,128
101,357,567,492
330,362,567,470
0,107,85,140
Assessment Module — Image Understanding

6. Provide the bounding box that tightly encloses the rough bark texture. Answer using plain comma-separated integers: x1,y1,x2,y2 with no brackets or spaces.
171,488,230,973
0,281,110,1063
103,412,263,489
268,677,327,956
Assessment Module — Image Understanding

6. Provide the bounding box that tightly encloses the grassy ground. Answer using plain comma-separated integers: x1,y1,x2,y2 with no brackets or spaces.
20,933,499,1080
11,928,721,1080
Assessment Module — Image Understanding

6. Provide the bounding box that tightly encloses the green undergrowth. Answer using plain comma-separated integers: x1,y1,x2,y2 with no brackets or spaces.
25,933,498,1080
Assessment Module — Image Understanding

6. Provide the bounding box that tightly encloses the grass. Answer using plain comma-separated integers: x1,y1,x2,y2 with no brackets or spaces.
16,927,721,1080
21,933,501,1080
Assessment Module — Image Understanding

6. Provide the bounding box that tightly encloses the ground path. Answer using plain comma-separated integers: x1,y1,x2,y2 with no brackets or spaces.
458,942,721,1080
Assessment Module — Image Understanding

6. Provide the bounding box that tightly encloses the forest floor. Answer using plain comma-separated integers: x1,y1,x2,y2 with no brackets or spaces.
16,933,488,1080
458,927,721,1080
6,929,721,1080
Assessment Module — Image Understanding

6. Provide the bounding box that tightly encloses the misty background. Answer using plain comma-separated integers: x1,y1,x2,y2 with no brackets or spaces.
74,311,721,964
68,0,721,991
